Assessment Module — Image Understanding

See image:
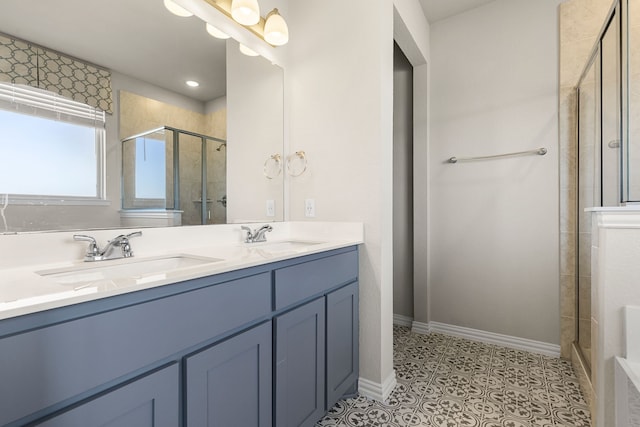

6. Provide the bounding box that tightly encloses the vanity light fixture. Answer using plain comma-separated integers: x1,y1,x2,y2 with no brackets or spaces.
206,23,230,39
239,44,259,57
264,8,288,46
164,0,289,48
231,0,261,26
163,0,194,17
203,0,290,47
186,80,200,87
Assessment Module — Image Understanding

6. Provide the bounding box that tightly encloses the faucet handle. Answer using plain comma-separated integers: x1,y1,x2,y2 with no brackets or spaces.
73,234,96,243
241,226,253,243
115,231,141,258
108,231,142,245
73,234,99,257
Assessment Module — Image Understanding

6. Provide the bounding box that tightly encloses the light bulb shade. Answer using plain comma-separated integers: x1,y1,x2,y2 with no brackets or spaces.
239,44,259,57
163,0,193,17
231,0,260,26
264,9,289,46
206,23,230,39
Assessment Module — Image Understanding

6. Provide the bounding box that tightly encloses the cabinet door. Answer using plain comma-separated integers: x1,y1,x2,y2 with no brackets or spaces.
185,321,272,427
326,282,359,410
275,298,326,427
36,364,179,427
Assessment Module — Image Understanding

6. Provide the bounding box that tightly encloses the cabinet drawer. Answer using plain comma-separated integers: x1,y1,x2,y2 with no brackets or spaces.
36,364,179,427
0,272,271,426
274,250,358,310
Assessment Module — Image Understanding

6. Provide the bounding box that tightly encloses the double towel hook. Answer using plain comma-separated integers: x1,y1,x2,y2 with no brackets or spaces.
263,151,308,178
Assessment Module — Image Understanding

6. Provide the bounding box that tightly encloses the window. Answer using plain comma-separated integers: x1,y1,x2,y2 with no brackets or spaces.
134,135,166,200
0,83,106,203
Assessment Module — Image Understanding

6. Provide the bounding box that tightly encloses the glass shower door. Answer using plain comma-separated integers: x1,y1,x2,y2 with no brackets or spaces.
577,54,598,371
602,9,621,206
575,6,621,372
626,0,640,201
177,133,203,226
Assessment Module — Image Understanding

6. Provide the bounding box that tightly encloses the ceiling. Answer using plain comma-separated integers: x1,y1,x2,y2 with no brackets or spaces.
419,0,498,23
0,0,227,102
0,0,521,101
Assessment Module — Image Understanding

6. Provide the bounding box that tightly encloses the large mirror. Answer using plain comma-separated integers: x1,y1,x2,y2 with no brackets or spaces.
0,0,284,233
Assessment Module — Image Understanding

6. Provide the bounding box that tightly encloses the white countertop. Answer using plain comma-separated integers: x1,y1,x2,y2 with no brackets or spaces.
0,222,363,321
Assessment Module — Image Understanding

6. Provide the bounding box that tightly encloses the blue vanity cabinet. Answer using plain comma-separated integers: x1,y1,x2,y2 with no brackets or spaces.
273,248,359,427
0,246,359,427
326,281,359,411
275,298,326,427
36,364,179,427
185,321,272,427
0,272,271,427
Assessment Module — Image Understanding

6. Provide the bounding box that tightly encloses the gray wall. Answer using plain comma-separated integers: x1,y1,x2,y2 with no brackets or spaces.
428,0,561,345
393,42,414,319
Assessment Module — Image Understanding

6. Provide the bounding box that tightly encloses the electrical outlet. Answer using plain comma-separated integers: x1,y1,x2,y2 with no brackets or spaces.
305,198,315,217
266,199,275,217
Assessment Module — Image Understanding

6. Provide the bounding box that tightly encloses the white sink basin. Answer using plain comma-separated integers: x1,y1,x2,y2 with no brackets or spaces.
37,254,223,287
249,240,324,253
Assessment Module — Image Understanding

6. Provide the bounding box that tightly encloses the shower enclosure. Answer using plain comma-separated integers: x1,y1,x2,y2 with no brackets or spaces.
121,126,227,226
575,0,640,373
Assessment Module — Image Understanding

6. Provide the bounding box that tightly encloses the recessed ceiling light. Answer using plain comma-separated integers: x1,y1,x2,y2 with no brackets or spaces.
186,80,200,87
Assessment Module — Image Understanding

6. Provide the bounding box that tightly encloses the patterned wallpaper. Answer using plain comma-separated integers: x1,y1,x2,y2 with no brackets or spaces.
0,34,112,113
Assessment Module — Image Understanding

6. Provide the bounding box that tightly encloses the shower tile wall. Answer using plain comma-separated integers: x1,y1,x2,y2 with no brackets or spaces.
119,91,227,225
558,0,614,411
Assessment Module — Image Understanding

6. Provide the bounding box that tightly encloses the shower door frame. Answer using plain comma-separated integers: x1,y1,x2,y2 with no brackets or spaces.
574,0,623,374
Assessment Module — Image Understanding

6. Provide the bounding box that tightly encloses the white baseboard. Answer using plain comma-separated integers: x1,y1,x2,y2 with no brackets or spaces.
393,314,413,327
358,370,397,403
411,320,430,335
429,321,561,357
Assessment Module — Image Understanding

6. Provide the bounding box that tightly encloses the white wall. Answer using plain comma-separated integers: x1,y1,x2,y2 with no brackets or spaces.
590,211,640,427
284,0,430,398
285,0,395,393
429,0,561,344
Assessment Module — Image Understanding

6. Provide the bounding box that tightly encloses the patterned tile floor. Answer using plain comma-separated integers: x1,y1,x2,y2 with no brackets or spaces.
316,325,591,427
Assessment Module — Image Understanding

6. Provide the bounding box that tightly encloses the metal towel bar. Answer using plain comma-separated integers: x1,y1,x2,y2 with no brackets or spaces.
448,147,547,164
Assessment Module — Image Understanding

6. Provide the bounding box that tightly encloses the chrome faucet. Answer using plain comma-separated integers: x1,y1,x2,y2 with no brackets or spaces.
241,225,273,243
73,231,142,262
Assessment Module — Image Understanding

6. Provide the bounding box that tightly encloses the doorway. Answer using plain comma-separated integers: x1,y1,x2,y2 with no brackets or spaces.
393,41,415,323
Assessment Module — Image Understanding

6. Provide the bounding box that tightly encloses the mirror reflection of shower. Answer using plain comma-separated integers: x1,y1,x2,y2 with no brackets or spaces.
121,126,227,226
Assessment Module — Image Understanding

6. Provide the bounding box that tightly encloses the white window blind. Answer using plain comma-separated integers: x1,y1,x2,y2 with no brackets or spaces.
0,82,105,127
